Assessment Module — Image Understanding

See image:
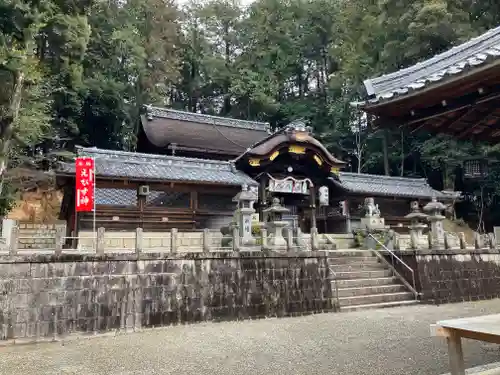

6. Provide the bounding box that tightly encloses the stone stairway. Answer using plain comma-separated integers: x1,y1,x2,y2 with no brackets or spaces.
327,250,418,312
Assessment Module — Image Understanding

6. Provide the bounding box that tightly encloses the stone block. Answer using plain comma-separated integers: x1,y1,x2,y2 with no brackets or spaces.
445,232,461,249
0,263,30,278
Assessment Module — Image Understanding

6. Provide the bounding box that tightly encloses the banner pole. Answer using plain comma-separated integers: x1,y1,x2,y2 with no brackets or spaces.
93,158,96,250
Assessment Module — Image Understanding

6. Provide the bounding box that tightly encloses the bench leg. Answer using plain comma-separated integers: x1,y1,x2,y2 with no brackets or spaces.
447,332,465,375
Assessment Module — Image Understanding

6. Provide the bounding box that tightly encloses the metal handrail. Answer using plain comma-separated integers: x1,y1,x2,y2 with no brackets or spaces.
367,233,419,300
328,264,341,311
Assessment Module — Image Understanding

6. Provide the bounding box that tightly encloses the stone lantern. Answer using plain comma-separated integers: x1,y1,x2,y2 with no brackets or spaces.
423,196,446,249
232,184,258,246
405,201,428,249
263,198,290,248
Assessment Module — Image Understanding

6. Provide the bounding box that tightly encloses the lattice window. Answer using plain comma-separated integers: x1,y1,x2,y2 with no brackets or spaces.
464,159,487,178
95,188,137,207
198,193,236,212
146,191,190,208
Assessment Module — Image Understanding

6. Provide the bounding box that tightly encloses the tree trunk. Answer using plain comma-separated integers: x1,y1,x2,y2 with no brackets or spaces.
382,129,390,176
0,71,24,198
222,23,231,115
0,71,24,176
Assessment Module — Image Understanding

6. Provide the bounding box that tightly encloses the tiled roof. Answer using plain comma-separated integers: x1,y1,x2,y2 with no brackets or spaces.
146,106,270,131
361,25,500,104
338,172,454,200
58,148,258,186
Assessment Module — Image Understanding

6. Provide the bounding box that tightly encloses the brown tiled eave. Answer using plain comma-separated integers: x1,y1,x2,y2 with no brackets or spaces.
242,132,345,165
139,111,270,156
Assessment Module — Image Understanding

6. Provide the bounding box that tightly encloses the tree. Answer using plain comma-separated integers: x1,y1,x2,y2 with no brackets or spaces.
0,0,56,200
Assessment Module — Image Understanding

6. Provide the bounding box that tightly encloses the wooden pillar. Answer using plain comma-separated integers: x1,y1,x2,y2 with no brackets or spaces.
259,176,267,221
138,194,145,229
191,191,198,230
310,187,317,231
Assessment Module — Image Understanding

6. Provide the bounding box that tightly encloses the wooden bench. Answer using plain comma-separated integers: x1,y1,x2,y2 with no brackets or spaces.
431,314,500,375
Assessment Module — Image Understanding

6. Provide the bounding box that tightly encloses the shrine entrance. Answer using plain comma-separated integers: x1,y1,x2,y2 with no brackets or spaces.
265,174,313,232
234,120,346,233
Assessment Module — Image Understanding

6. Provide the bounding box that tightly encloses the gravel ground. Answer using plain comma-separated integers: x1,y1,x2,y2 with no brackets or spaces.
1,300,500,375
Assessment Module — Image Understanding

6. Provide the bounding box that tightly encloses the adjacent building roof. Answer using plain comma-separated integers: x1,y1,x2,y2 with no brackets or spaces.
362,25,500,104
58,147,458,200
138,106,270,156
337,172,456,200
58,147,258,187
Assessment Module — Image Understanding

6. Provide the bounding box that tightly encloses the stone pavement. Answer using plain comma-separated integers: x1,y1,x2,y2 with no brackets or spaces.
1,300,500,375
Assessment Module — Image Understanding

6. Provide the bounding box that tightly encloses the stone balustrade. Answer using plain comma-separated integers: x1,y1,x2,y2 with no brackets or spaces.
0,220,329,254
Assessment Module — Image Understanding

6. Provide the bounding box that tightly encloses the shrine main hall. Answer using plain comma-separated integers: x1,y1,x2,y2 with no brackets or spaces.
56,106,453,236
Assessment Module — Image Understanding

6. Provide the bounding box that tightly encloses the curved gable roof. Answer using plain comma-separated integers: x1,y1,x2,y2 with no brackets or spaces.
361,25,500,105
139,106,270,156
236,122,345,166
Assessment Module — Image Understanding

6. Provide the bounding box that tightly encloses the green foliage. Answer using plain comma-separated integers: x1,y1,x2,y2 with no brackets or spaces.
2,0,500,227
0,181,16,216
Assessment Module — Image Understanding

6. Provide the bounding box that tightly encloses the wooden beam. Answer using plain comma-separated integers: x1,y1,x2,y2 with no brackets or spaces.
435,107,478,133
456,105,500,139
376,86,500,129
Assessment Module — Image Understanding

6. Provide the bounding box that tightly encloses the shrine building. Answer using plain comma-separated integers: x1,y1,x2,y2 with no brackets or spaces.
357,25,500,143
56,106,454,236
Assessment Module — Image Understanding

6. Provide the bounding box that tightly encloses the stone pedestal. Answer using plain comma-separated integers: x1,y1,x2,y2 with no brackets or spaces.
360,216,386,231
267,221,289,247
361,197,386,231
233,184,258,247
405,201,428,250
423,197,446,250
263,198,290,251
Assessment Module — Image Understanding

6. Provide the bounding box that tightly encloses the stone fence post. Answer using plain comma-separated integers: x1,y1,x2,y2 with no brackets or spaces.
9,225,18,255
286,229,293,252
2,218,15,248
135,227,143,254
260,227,268,251
232,227,240,251
202,228,210,253
170,228,177,253
311,227,319,250
96,227,105,254
54,224,66,255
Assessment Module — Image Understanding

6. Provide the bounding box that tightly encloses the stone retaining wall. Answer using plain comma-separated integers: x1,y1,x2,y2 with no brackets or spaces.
390,250,500,304
0,251,333,343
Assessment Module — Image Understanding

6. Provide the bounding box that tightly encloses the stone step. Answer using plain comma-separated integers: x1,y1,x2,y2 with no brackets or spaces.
327,256,380,265
336,269,392,279
337,284,407,298
339,292,414,306
340,299,419,312
334,277,399,288
326,249,374,257
329,263,386,271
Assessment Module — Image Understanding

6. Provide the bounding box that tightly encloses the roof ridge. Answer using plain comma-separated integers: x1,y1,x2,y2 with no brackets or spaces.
146,106,271,131
339,171,427,183
372,26,500,82
101,157,235,171
78,147,234,166
365,24,500,98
